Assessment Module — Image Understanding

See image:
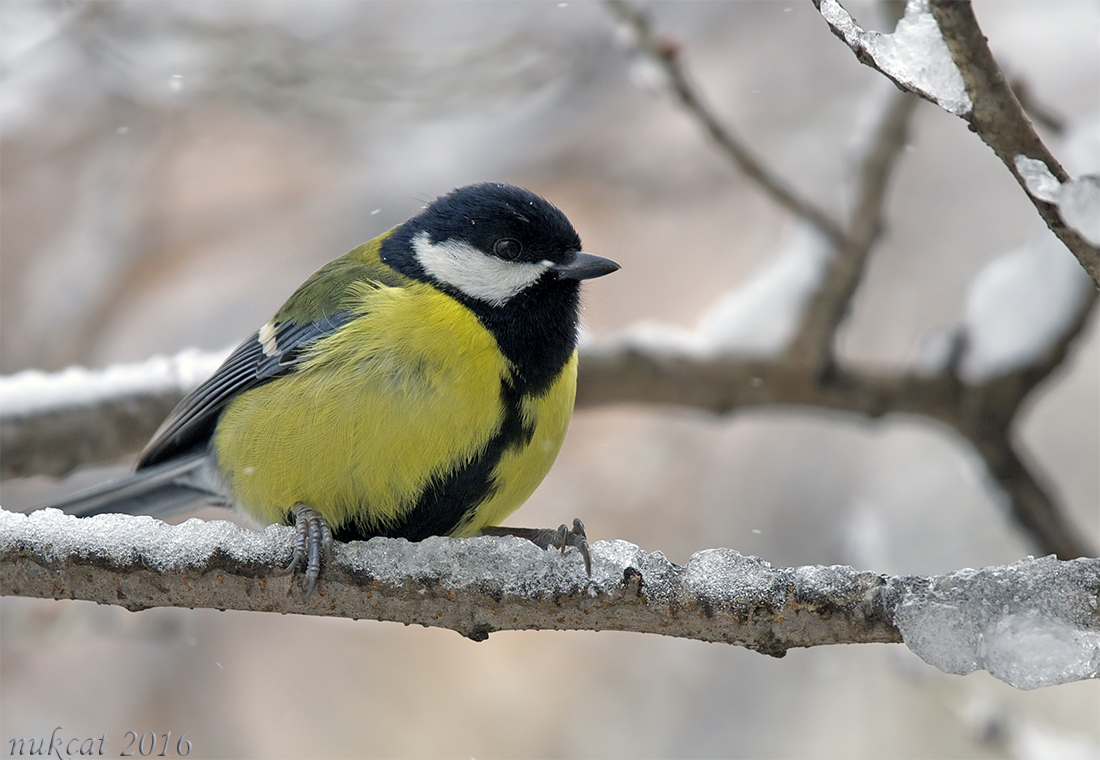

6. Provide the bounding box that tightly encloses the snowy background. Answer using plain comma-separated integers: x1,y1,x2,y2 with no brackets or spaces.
2,1,1098,757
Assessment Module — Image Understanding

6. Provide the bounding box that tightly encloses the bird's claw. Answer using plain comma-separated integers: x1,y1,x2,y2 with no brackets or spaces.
286,504,333,598
479,517,592,576
549,518,591,577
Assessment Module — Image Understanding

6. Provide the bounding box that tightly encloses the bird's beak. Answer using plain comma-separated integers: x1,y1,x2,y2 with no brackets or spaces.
553,251,621,281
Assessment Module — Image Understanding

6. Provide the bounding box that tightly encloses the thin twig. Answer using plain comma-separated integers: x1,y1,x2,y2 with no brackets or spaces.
604,1,921,373
966,434,1090,562
970,287,1100,560
788,87,919,369
604,0,846,244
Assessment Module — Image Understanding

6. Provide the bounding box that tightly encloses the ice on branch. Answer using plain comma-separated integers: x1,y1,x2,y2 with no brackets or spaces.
818,0,971,116
0,348,227,418
1015,156,1062,204
1016,155,1100,247
893,556,1100,689
959,229,1094,383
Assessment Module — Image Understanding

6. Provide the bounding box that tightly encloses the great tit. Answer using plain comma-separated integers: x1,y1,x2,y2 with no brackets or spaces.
47,183,619,595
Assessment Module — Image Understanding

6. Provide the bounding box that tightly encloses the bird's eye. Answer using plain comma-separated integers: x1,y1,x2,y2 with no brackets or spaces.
494,238,522,260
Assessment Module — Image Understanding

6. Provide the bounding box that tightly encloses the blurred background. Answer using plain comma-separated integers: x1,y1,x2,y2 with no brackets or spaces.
1,1,1097,757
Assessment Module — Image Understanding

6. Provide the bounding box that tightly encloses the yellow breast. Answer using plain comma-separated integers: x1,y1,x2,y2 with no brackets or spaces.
451,352,577,537
212,279,576,537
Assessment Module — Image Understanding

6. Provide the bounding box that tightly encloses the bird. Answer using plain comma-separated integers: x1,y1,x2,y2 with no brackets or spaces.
46,182,619,596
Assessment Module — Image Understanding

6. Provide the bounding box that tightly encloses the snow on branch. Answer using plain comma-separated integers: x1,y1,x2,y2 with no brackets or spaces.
814,0,1100,285
1015,159,1100,248
815,0,970,116
2,508,1097,690
0,349,227,479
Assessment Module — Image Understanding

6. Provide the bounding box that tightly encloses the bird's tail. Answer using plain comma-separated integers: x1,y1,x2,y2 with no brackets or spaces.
43,452,226,519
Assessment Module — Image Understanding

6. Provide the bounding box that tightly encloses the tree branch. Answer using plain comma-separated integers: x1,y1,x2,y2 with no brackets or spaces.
814,0,1100,285
926,0,1098,283
572,304,1098,560
3,508,1097,689
965,434,1088,562
0,507,899,655
604,2,922,372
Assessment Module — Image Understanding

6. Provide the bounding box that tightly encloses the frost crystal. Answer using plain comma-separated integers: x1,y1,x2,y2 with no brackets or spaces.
819,0,971,116
894,557,1100,689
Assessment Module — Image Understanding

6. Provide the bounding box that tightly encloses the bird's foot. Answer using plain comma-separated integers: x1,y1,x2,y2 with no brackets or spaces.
286,504,334,598
480,518,591,576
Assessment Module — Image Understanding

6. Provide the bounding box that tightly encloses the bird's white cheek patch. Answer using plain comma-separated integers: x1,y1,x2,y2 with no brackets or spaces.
412,232,550,306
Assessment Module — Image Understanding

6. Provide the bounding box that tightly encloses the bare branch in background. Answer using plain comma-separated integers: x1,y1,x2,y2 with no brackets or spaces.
605,0,920,372
604,0,846,245
574,306,1098,560
0,392,177,479
787,87,919,369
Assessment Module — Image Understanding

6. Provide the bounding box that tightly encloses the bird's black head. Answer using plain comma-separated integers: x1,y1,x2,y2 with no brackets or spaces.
380,183,619,394
381,183,617,307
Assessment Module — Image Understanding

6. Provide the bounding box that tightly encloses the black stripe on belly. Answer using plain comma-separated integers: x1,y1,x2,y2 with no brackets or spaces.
331,377,534,543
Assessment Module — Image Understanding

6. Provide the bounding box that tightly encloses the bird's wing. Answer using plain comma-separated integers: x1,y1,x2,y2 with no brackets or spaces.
137,234,405,469
137,312,355,468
